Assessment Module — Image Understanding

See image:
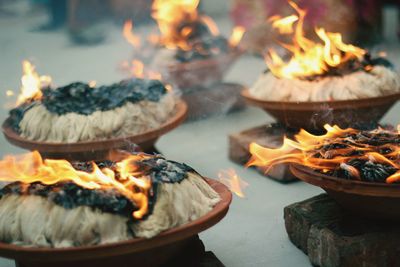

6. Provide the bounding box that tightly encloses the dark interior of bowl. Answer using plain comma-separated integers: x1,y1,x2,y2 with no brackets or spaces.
242,89,400,131
290,164,400,221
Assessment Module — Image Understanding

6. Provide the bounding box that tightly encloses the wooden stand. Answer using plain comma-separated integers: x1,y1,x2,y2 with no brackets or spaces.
182,83,245,121
228,123,297,183
284,194,400,267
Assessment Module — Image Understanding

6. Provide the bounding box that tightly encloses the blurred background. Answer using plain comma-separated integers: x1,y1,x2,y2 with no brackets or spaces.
0,1,399,267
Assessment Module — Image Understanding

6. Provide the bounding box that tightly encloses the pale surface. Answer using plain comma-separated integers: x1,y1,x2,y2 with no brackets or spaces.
0,5,399,267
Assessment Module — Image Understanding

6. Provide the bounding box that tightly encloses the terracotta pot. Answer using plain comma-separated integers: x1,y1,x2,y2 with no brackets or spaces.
165,50,241,89
2,101,187,161
290,164,400,221
0,178,232,267
242,89,400,131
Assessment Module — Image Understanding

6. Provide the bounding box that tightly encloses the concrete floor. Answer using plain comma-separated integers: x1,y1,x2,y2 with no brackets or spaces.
0,4,399,267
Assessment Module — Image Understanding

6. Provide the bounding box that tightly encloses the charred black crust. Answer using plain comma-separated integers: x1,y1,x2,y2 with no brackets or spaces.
0,155,195,220
313,129,400,183
8,78,168,131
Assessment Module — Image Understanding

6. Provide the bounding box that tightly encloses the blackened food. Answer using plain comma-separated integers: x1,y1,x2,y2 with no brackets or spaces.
0,182,137,217
7,78,168,132
0,154,193,218
313,129,400,183
41,78,167,115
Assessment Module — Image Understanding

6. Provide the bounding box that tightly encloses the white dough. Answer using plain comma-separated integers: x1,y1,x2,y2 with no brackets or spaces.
0,174,220,248
249,66,400,102
18,93,177,143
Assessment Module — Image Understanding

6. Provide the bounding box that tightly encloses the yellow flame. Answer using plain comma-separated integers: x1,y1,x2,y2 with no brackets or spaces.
246,124,400,184
229,26,245,47
265,1,366,79
0,151,152,219
152,0,200,50
16,61,51,106
218,169,248,198
268,15,298,34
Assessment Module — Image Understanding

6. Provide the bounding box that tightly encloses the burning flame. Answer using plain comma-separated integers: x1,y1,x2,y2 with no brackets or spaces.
218,169,248,198
151,0,243,50
0,151,152,219
246,125,400,183
229,26,246,47
152,0,201,51
122,21,162,80
123,20,141,48
266,1,366,79
16,61,51,106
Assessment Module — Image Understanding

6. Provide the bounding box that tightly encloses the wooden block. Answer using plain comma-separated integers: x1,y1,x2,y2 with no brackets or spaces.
284,194,400,267
182,83,245,121
229,124,297,183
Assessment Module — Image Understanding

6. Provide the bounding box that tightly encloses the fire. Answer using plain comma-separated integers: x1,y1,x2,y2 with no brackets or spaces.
266,1,366,79
218,169,248,198
246,125,400,183
123,20,141,48
0,151,152,219
229,26,246,47
16,60,51,106
122,21,162,80
152,0,201,51
151,0,243,50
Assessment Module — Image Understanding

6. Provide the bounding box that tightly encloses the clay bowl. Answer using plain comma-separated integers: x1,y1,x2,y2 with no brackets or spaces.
165,49,241,89
242,89,400,131
2,100,187,161
290,164,400,221
0,178,232,267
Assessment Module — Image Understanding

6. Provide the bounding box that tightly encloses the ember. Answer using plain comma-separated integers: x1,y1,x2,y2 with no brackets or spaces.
247,125,400,183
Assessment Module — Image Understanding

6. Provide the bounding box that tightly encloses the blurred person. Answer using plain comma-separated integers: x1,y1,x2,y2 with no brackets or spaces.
34,0,67,31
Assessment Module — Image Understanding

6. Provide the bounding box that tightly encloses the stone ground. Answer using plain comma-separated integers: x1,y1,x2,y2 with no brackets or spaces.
0,2,399,267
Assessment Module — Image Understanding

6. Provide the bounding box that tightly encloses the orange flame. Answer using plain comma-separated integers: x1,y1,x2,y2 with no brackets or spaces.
151,0,243,51
152,0,200,51
266,1,366,79
246,125,400,183
218,169,248,198
122,21,163,80
0,151,152,219
123,20,141,48
229,26,245,47
16,61,51,106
